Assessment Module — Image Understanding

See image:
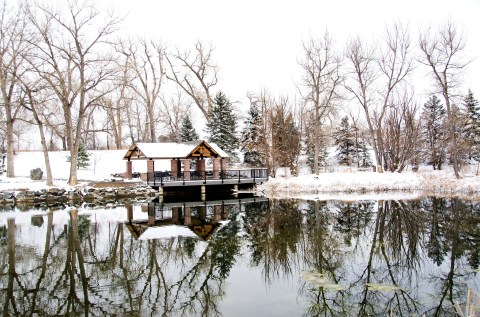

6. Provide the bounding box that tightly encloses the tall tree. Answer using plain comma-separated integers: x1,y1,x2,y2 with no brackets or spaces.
240,97,265,167
271,98,301,176
179,115,199,142
205,91,239,160
25,0,121,185
0,1,30,177
298,31,343,174
419,21,470,178
421,95,448,170
461,90,480,161
117,38,165,142
166,41,218,121
333,116,355,166
346,22,413,173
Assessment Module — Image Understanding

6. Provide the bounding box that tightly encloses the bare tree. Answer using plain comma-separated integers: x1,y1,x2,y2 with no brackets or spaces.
298,31,343,174
346,22,413,173
382,91,421,172
345,37,380,170
117,38,165,142
159,89,192,142
25,0,121,185
18,78,54,185
419,21,470,178
166,40,219,121
0,2,31,177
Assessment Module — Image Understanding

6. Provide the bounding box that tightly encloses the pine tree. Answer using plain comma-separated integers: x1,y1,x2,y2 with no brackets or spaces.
205,91,239,160
179,115,199,142
420,95,448,170
271,107,301,175
333,116,355,166
462,90,480,161
67,142,90,169
240,101,265,166
357,133,373,168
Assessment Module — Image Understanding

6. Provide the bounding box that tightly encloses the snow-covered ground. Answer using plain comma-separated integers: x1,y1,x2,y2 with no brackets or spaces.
1,149,480,199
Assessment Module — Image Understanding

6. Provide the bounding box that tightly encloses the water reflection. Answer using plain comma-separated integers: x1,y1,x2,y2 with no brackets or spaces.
1,197,480,316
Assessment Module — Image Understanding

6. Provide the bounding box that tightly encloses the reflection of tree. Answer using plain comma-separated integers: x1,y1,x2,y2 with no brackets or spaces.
2,198,480,315
300,200,348,316
428,198,480,316
243,199,302,283
334,201,374,247
424,197,449,266
354,200,424,316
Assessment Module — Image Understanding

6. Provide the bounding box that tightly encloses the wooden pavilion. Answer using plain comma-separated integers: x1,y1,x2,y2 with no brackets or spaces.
123,140,268,200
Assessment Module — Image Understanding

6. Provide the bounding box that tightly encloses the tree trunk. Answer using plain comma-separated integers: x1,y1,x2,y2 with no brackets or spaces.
6,107,15,177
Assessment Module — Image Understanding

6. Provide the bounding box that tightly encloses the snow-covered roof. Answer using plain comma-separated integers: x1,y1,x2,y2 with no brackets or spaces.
123,140,229,160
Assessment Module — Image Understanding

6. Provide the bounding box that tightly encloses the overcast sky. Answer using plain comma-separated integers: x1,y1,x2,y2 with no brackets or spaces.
106,0,480,107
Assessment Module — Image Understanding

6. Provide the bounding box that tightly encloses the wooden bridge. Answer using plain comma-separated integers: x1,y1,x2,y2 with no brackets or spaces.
147,168,269,187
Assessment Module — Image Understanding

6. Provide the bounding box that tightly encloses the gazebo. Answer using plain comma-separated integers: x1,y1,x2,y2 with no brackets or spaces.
122,140,229,181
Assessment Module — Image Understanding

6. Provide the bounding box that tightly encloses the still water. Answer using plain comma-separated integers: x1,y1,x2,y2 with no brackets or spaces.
1,196,480,316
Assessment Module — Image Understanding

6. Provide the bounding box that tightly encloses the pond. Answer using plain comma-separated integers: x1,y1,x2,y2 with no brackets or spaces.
1,195,480,316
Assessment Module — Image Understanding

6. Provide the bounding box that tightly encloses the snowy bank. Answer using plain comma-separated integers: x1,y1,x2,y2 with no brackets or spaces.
258,167,480,200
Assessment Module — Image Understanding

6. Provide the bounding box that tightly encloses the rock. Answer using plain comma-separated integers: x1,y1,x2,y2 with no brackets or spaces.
30,168,43,180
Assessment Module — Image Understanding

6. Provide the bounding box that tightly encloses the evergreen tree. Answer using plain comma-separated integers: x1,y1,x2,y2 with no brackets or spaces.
333,116,355,166
306,126,329,172
357,132,373,168
462,90,480,161
271,107,301,175
67,142,90,169
240,100,265,166
205,91,239,160
179,115,199,142
420,95,448,170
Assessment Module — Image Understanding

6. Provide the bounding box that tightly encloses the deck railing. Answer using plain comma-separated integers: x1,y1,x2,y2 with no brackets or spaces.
147,168,269,186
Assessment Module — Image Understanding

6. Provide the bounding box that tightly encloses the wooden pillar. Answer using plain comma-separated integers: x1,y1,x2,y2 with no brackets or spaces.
126,160,132,180
148,203,155,225
198,205,206,220
171,159,181,180
196,159,206,179
147,160,154,174
213,158,220,179
214,205,222,222
172,207,180,224
184,207,191,225
221,158,228,172
126,204,133,222
183,159,191,180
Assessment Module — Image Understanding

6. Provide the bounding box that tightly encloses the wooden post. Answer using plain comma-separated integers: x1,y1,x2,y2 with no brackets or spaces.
126,160,132,180
147,160,154,181
183,159,191,180
221,158,228,173
184,207,191,225
196,159,206,179
213,158,220,179
126,204,133,222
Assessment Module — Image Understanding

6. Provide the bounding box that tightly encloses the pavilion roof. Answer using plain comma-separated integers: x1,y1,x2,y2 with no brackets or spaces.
123,140,230,160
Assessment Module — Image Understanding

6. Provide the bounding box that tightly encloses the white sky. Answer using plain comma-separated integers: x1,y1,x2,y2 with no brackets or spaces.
105,0,480,105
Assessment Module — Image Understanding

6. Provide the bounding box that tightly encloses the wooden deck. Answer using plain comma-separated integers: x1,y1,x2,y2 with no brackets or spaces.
147,168,269,188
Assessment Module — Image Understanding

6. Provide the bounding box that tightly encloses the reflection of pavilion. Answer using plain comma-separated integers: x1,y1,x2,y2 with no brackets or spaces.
126,197,268,241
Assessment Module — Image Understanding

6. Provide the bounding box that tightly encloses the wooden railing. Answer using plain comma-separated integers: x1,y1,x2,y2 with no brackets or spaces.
147,168,269,186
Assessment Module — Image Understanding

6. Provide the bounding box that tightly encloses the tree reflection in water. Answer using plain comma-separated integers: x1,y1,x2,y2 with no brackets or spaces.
1,197,480,316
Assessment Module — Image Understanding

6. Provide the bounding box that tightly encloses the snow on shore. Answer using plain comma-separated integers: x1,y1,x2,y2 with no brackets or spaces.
258,166,480,200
